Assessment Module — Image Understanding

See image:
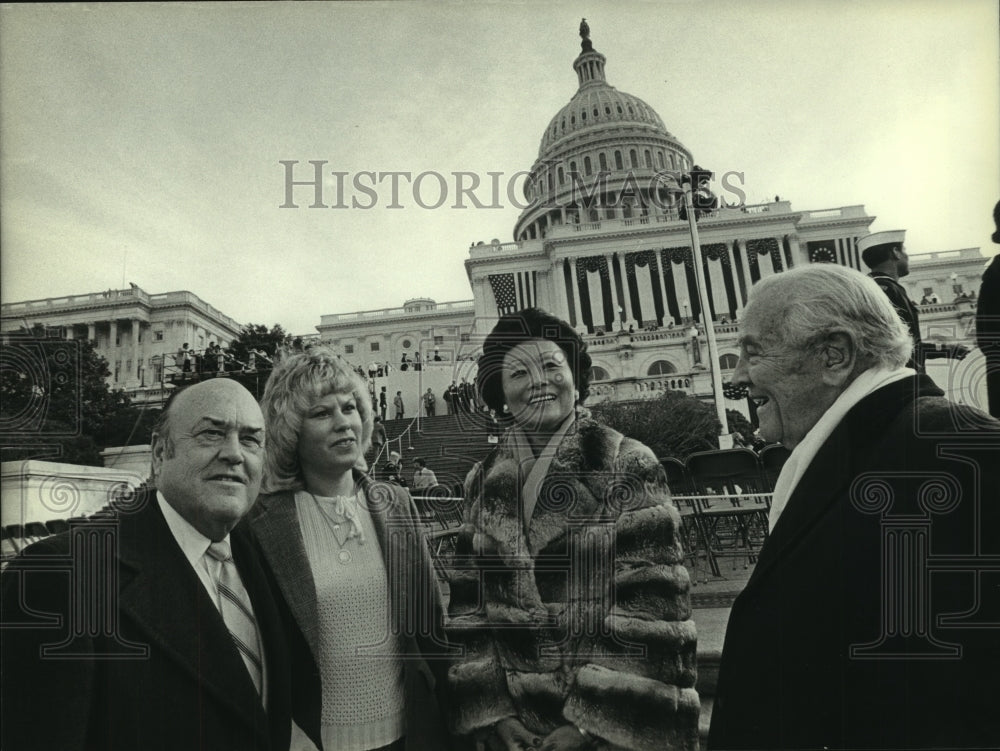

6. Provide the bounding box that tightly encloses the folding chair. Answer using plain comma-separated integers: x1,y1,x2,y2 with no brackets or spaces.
23,521,50,544
660,457,715,583
5,525,27,553
45,519,71,535
1,527,18,565
685,449,771,574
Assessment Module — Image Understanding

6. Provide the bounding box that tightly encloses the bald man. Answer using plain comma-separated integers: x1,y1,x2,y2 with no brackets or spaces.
1,380,320,751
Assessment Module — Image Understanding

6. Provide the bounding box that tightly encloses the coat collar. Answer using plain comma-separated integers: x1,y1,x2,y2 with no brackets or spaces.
248,487,321,661
250,470,408,661
742,374,941,593
115,491,266,731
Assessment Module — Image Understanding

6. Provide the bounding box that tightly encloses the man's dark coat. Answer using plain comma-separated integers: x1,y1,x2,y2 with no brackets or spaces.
708,375,1000,750
1,490,320,751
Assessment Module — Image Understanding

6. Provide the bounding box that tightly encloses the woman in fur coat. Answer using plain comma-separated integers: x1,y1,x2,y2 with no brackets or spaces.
447,309,699,751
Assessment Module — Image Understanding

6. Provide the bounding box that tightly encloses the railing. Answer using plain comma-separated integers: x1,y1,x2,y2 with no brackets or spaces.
1,287,150,313
796,204,867,221
587,373,707,402
320,299,475,325
0,287,242,333
147,292,242,330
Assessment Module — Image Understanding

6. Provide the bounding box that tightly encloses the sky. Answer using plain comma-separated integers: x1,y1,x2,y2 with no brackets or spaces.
2,0,998,335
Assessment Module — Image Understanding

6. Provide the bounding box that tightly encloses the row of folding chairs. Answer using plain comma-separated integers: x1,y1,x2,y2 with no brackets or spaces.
1,519,77,568
661,446,791,583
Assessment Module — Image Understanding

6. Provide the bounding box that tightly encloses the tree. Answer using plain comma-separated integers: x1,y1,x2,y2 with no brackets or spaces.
726,408,755,444
225,323,293,368
591,390,721,460
1,327,133,465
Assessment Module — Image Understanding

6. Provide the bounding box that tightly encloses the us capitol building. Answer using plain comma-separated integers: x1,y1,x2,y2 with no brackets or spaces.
314,24,988,412
2,25,989,412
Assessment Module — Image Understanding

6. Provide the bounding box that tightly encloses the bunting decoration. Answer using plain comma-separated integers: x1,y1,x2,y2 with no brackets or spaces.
625,250,657,275
746,238,780,264
703,243,731,266
575,255,609,280
723,381,749,400
666,246,693,266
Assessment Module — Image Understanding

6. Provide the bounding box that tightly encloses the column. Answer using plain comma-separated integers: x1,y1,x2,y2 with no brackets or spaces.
472,276,488,322
619,253,638,327
64,325,74,340
786,234,803,268
569,257,584,332
706,254,727,321
729,243,746,319
87,323,96,343
649,255,667,326
131,319,141,386
535,269,551,312
606,253,624,330
773,236,786,272
108,320,119,383
736,239,754,302
554,260,572,322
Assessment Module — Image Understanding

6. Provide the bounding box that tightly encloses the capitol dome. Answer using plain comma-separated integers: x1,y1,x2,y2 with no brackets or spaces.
514,23,694,242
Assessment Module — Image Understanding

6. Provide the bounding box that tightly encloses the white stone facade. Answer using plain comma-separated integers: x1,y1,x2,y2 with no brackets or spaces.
0,284,243,403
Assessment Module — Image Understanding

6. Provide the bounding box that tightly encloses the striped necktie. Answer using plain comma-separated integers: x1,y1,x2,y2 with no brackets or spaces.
206,540,263,697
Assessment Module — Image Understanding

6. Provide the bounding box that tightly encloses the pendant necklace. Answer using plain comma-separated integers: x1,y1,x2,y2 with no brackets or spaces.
310,490,365,565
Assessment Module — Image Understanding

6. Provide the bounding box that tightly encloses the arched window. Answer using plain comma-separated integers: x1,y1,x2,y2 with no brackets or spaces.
558,166,565,185
599,153,608,171
614,151,623,170
644,150,652,169
719,353,739,370
629,149,639,168
589,366,610,382
647,360,677,376
584,156,592,176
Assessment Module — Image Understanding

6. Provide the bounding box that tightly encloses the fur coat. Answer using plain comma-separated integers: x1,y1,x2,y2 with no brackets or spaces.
446,409,699,751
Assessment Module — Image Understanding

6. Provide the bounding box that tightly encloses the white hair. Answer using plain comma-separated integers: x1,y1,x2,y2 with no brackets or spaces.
744,264,912,369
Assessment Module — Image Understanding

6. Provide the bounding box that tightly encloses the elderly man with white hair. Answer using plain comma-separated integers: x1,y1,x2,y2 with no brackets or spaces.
708,264,1000,750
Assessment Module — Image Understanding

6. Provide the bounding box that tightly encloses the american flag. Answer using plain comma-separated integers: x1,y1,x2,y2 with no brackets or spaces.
489,271,536,315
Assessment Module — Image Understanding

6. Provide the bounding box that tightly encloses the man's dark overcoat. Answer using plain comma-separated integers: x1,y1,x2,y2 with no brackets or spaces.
1,489,320,751
708,375,1000,749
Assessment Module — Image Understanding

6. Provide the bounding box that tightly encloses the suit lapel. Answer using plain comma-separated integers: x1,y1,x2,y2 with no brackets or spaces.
116,495,265,731
249,491,321,662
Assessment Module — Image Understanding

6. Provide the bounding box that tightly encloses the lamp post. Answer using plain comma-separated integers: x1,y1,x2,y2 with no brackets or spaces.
681,299,690,323
678,167,729,444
